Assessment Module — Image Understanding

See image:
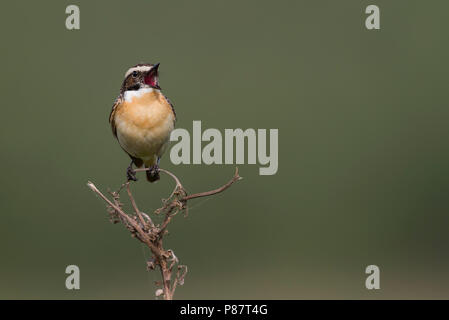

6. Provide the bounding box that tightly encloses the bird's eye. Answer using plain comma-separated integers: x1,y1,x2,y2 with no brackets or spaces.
132,71,138,77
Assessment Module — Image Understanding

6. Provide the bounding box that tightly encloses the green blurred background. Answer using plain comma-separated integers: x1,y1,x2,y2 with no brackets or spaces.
1,0,449,299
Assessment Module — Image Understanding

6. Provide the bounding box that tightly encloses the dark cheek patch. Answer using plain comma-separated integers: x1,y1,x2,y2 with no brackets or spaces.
144,75,156,87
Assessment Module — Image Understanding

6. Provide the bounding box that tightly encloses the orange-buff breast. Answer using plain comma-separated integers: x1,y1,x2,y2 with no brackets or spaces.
114,89,175,166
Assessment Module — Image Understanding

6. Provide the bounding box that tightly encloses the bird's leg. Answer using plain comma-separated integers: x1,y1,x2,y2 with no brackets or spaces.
151,158,161,175
126,161,138,181
148,158,161,180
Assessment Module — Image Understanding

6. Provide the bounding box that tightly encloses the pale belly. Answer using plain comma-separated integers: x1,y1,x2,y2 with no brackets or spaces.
115,98,174,167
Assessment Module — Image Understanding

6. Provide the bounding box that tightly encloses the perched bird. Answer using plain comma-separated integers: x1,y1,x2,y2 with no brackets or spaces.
109,63,176,182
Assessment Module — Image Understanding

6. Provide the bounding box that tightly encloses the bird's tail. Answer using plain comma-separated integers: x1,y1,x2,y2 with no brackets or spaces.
146,167,160,182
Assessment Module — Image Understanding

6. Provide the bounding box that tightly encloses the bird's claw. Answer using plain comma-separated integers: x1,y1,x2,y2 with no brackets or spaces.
126,166,138,181
149,164,160,176
151,164,160,173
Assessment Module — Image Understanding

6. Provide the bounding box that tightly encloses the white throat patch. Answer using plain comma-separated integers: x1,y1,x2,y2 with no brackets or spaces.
124,87,155,102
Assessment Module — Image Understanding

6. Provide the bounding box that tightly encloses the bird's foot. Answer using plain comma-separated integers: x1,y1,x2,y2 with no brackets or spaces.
126,165,138,182
146,164,160,182
149,164,160,175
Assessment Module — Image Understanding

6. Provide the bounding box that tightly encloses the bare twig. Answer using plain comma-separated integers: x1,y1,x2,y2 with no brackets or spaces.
182,167,242,201
126,182,153,228
87,167,241,300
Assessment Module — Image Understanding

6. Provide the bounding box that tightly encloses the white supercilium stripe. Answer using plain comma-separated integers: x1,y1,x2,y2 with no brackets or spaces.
124,66,152,78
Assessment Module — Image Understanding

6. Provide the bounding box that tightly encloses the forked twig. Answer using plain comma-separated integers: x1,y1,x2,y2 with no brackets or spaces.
87,167,241,300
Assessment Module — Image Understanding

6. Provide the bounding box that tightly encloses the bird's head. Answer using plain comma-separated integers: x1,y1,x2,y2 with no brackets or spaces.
122,63,161,92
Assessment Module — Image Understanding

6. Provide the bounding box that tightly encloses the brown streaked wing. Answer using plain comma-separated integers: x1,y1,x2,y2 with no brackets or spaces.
109,94,123,138
161,93,176,125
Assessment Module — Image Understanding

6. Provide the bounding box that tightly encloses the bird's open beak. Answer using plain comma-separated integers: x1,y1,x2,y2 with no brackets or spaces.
151,63,160,73
145,62,160,77
144,63,161,89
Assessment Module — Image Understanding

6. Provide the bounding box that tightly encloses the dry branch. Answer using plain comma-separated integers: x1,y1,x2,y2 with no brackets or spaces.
87,167,241,300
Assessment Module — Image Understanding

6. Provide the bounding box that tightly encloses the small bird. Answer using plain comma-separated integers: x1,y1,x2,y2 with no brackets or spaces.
109,63,176,182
